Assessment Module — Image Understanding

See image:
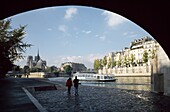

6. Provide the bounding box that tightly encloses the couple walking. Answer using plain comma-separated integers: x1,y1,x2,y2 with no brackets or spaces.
66,76,79,96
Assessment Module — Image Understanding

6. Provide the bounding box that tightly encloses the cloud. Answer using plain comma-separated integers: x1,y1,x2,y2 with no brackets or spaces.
98,32,107,41
47,28,52,31
123,32,128,36
123,31,138,38
86,31,92,34
95,35,99,37
99,36,106,41
82,30,92,34
58,25,68,32
102,11,127,27
64,8,78,20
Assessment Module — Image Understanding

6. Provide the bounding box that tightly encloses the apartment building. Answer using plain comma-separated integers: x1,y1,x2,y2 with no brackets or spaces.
104,36,159,68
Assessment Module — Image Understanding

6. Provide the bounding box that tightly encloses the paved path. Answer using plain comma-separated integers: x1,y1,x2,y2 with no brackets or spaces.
0,78,53,112
29,79,170,112
1,78,170,112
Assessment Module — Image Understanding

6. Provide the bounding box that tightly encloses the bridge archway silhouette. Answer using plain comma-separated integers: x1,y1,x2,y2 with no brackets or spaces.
1,0,170,58
1,1,170,110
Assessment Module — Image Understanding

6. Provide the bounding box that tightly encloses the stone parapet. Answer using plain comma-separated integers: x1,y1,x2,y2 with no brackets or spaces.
28,72,45,78
99,65,151,75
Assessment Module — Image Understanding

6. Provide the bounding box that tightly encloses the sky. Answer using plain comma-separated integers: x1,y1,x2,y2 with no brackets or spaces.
7,6,153,69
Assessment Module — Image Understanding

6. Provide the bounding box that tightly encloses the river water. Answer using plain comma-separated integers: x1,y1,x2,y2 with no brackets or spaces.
48,76,151,91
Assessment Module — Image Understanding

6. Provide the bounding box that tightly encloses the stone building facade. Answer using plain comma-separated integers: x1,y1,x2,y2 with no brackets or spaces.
61,62,87,73
99,36,159,74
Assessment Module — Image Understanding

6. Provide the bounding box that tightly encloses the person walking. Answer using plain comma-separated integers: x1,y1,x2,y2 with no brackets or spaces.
66,78,72,95
73,76,79,96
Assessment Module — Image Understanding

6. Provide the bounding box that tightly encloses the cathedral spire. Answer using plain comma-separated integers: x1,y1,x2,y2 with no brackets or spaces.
37,49,39,56
37,49,40,61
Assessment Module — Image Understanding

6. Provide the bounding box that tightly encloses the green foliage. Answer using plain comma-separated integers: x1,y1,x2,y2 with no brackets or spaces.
102,56,107,67
112,60,116,67
117,60,121,67
63,65,73,75
23,65,30,74
0,19,31,77
42,67,50,73
107,58,112,68
94,59,102,70
99,59,103,68
50,66,58,73
150,49,156,59
143,50,148,63
123,55,129,67
13,65,21,74
129,54,135,66
30,67,39,72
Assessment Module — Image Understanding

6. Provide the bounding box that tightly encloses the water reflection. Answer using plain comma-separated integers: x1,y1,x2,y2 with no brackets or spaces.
80,77,151,91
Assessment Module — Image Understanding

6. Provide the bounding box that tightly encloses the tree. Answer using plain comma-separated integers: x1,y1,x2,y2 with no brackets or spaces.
13,65,21,73
30,66,41,72
23,66,30,73
0,19,31,78
63,65,73,76
94,59,101,71
99,59,103,68
123,55,128,67
23,65,30,78
117,59,121,67
49,66,57,73
102,56,107,67
150,49,156,59
107,58,112,68
143,50,149,63
129,54,135,66
112,60,117,67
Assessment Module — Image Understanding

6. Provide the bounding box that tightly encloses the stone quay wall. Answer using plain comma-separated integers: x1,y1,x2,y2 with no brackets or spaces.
28,72,45,78
99,65,151,77
154,45,170,96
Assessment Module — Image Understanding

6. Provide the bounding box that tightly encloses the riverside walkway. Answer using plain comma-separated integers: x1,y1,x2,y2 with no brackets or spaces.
1,78,170,112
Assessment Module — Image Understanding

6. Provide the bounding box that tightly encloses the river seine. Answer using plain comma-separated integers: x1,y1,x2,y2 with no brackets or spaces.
49,76,151,91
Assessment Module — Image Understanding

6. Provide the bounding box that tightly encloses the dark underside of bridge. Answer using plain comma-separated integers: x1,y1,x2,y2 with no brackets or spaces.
0,0,170,58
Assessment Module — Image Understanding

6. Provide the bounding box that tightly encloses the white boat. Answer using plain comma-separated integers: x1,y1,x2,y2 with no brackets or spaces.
72,72,117,82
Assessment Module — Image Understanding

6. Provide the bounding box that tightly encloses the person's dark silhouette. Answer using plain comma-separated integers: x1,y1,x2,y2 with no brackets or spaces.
66,78,72,95
73,76,79,96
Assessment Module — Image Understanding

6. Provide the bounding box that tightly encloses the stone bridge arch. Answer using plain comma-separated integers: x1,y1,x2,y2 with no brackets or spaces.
1,0,170,58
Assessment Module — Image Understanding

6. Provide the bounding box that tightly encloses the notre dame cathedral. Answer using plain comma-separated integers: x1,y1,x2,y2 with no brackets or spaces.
27,50,47,70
